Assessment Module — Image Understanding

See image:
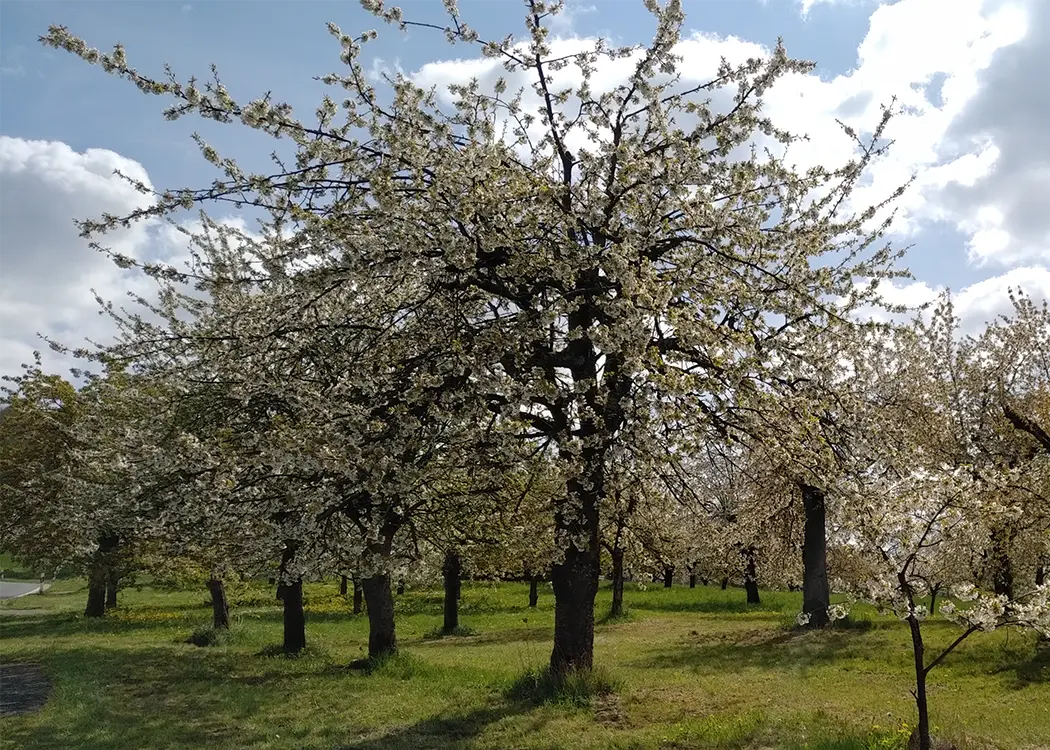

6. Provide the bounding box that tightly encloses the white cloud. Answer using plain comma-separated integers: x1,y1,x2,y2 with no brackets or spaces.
549,0,597,34
930,1,1050,267
409,0,1046,284
409,0,1032,242
953,265,1050,328
8,2,1047,376
0,137,157,377
0,137,209,379
866,266,1050,333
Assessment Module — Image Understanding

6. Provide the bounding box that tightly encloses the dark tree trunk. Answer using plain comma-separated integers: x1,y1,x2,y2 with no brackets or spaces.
699,577,708,586
989,526,1014,599
352,577,364,614
689,573,697,589
104,571,119,610
610,547,625,618
529,575,540,608
720,577,729,590
277,543,305,654
362,574,397,659
442,548,462,634
663,566,674,588
800,483,831,628
85,567,107,619
279,578,306,654
396,578,405,596
743,547,761,605
907,615,932,750
550,473,600,676
929,584,941,617
1037,565,1046,587
207,577,230,630
340,575,348,596
84,532,118,618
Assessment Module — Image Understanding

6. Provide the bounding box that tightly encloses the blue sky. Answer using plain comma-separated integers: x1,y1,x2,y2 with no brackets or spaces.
1,1,874,192
1,0,1048,376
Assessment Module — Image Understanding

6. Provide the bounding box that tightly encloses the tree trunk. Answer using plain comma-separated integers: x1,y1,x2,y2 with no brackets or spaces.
610,547,625,618
279,577,306,654
1037,565,1046,587
800,483,831,628
989,525,1014,599
352,577,364,614
277,543,305,654
362,574,397,659
529,575,539,608
550,474,600,676
743,547,761,605
929,584,941,617
689,573,697,589
720,577,729,590
104,570,119,610
85,566,107,619
907,615,932,750
663,566,674,588
396,578,405,596
84,532,118,618
442,548,461,634
340,575,348,596
207,577,230,630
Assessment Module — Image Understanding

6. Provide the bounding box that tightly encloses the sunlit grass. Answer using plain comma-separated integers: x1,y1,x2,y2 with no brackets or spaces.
1,580,1047,749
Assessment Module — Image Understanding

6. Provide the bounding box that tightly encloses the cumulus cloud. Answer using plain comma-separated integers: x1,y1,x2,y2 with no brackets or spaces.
6,1,1047,377
930,1,1050,266
548,0,597,34
864,266,1050,334
407,0,1034,241
0,137,198,379
407,0,1046,322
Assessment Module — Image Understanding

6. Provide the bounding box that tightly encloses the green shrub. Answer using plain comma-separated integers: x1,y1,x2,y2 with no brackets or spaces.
507,665,621,707
186,625,232,647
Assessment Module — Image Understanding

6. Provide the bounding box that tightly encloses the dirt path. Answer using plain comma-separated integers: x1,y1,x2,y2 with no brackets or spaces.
0,663,51,716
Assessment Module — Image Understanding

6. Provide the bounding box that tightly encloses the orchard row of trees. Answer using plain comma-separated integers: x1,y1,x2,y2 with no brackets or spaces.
1,2,1047,748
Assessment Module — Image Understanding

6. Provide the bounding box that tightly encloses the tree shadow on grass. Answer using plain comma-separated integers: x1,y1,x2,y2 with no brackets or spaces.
0,610,202,640
628,597,792,617
1012,643,1050,688
414,626,552,648
391,591,537,618
3,643,388,750
633,628,868,675
338,701,532,750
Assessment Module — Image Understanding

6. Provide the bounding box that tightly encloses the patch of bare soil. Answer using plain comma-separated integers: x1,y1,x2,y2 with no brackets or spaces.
0,663,50,716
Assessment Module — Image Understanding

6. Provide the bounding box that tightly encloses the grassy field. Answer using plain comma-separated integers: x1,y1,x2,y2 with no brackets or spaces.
0,552,39,580
1,580,1047,750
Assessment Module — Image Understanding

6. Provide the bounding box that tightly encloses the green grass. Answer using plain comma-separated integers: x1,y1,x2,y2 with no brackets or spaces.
1,580,1047,749
0,552,40,581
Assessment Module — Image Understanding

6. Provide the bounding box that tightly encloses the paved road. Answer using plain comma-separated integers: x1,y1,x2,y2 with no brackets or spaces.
0,581,46,600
